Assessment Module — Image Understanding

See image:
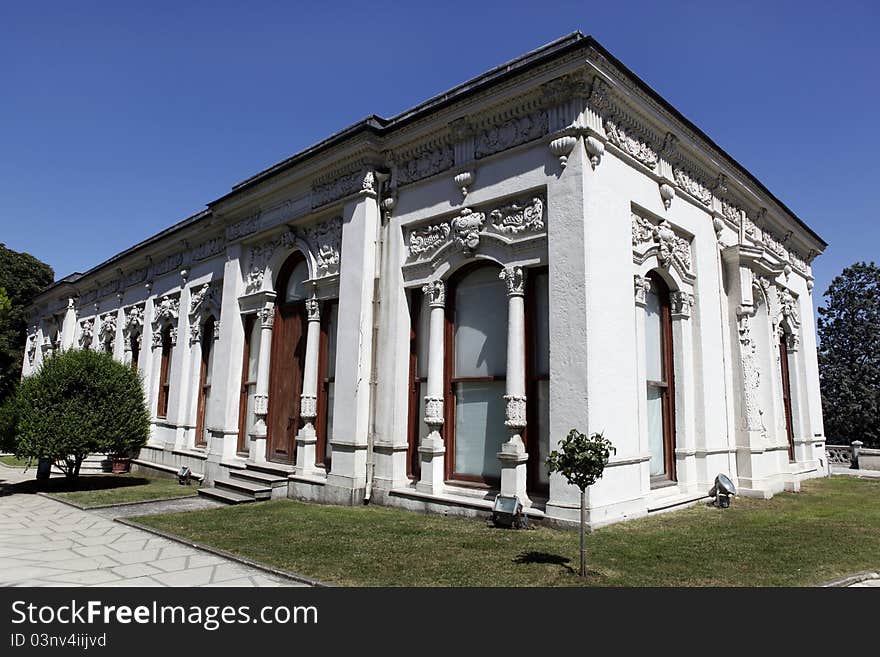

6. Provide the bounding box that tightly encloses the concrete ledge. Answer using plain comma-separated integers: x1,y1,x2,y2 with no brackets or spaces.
115,517,330,587
131,459,205,481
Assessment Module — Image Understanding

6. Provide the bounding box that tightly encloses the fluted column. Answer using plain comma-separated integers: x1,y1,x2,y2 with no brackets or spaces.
296,294,322,476
417,280,446,494
250,297,276,463
498,266,530,504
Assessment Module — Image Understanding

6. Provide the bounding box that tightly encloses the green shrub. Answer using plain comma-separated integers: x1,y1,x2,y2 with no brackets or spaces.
0,393,19,453
14,349,149,481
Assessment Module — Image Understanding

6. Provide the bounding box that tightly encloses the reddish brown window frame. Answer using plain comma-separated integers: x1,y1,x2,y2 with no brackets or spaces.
524,266,549,497
314,300,337,471
647,272,676,485
237,314,256,455
779,335,796,461
194,317,214,448
443,262,507,488
406,290,425,480
156,326,173,419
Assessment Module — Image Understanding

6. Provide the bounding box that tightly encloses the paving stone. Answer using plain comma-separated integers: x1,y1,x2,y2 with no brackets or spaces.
111,563,163,579
152,565,216,587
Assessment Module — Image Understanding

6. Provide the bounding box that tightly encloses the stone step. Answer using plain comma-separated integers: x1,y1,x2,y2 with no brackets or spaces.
214,477,272,500
245,461,295,478
230,469,288,487
197,487,256,505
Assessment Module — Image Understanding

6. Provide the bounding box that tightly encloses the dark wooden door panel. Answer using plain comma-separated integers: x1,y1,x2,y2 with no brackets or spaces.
267,303,306,464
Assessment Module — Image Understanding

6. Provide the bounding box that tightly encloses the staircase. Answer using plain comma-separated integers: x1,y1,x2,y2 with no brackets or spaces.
197,464,289,504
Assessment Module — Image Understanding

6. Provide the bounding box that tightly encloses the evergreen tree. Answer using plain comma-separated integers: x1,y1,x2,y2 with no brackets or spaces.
818,261,880,448
0,244,54,401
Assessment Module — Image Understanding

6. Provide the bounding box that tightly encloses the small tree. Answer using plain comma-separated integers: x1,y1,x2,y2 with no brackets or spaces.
13,348,149,482
547,429,615,578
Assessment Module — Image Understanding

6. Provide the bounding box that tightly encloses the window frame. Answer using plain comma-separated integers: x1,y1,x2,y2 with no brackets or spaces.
645,272,676,485
194,316,214,448
156,325,173,419
237,314,257,455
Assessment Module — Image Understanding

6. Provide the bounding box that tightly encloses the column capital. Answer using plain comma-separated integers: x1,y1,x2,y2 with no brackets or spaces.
422,280,446,308
500,266,526,297
258,304,275,329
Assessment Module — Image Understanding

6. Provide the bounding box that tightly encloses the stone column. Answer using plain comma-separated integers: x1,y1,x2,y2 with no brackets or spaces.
296,294,322,476
417,280,446,494
498,266,529,504
249,295,276,463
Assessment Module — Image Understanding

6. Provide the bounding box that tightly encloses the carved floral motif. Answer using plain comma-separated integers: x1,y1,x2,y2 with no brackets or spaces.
673,168,712,207
409,223,451,256
422,280,446,308
632,214,692,275
299,216,342,276
424,396,444,427
670,291,695,318
504,395,527,429
489,197,544,234
500,266,525,296
475,109,548,159
451,208,485,251
397,145,454,186
604,118,658,169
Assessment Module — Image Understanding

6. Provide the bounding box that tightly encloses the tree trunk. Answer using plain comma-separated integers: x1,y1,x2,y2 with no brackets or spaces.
579,487,587,578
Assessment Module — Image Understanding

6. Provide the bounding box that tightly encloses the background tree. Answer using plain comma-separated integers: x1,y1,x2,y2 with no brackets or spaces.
0,244,54,402
818,261,880,448
12,349,149,482
547,430,615,577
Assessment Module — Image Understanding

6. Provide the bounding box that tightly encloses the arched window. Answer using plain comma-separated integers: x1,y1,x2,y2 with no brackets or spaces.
157,325,173,419
645,272,676,483
446,264,508,484
194,317,215,447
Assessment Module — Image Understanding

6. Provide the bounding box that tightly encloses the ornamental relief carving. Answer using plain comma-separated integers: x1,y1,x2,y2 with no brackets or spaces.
670,291,695,318
500,266,526,296
406,195,546,260
631,213,693,279
737,312,766,434
311,169,369,208
673,167,712,207
604,118,659,169
78,319,94,349
98,313,117,348
396,144,454,186
424,396,444,427
27,333,37,365
298,216,342,276
504,395,527,430
474,109,548,159
189,281,222,318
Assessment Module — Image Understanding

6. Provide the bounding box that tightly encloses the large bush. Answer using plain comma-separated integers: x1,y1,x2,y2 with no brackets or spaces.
13,348,149,481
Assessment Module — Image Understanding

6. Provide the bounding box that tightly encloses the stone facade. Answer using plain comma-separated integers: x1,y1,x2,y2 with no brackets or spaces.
22,33,827,528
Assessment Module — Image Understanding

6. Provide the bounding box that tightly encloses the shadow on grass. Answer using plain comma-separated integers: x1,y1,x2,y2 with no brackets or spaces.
0,474,150,497
513,551,576,574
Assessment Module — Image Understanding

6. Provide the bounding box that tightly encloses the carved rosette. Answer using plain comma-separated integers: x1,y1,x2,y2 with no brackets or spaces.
424,396,444,428
300,394,317,420
451,208,485,251
504,395,527,430
500,266,526,297
422,280,446,308
670,291,695,318
489,197,544,234
634,275,651,306
305,297,320,322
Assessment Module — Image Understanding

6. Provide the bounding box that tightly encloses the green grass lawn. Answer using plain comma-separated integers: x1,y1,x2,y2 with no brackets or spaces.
133,476,880,586
0,454,32,467
43,474,198,507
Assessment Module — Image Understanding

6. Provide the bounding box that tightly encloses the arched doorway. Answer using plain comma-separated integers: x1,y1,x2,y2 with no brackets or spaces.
266,252,309,464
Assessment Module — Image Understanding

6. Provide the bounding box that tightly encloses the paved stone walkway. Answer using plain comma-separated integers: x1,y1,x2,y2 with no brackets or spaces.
0,492,304,588
849,579,880,587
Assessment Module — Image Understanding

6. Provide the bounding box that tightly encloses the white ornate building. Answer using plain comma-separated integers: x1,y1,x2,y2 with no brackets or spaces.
22,33,827,527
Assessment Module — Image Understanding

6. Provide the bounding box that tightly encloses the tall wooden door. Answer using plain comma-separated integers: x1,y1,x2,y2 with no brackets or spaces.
266,301,306,464
779,335,795,461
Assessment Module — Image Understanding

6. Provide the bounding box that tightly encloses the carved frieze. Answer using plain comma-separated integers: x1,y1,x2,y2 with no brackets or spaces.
489,197,544,234
474,109,548,159
312,169,364,208
226,213,261,241
397,144,454,186
673,167,712,207
193,235,225,261
605,118,659,169
152,252,184,277
406,194,546,260
409,223,451,257
124,267,148,288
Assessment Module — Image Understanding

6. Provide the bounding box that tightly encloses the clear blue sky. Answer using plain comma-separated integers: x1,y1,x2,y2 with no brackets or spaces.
1,1,877,317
